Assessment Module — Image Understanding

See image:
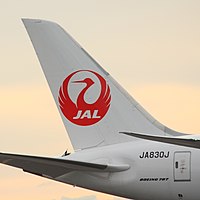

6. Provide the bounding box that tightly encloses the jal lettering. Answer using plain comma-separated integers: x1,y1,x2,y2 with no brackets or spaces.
73,110,101,120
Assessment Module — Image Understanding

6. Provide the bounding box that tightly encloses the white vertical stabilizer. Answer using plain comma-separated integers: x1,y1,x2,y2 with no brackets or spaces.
22,19,183,151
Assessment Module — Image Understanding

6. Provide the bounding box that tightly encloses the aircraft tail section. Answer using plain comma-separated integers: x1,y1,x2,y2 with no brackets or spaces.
22,19,183,151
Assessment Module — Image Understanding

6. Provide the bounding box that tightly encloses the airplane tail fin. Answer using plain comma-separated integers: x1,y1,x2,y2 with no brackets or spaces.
22,19,183,151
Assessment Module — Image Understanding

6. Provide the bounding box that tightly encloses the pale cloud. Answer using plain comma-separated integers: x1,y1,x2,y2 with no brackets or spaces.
130,84,200,134
0,85,73,155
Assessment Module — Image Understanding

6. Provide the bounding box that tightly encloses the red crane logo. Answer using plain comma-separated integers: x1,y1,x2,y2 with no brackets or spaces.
58,70,111,126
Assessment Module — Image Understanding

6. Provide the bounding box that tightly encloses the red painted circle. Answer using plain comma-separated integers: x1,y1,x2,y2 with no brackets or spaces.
58,70,111,126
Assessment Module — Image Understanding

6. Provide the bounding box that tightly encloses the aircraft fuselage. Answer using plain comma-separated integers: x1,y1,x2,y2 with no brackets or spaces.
62,138,200,200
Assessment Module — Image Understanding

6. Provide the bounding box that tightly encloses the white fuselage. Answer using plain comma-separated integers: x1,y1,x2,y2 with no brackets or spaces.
59,136,200,200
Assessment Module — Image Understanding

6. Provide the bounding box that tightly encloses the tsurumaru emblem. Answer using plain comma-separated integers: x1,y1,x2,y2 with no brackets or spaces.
58,70,111,126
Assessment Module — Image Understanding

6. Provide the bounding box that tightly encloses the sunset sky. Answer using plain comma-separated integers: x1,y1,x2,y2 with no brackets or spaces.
1,1,200,199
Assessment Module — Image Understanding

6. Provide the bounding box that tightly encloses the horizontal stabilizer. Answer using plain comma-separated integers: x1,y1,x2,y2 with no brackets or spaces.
120,132,200,149
0,153,129,179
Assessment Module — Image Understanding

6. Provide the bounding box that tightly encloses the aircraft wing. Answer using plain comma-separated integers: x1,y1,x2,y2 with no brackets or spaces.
121,132,200,149
0,152,129,179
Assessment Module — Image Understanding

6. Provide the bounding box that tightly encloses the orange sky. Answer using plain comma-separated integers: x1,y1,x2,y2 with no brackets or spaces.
0,0,200,199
